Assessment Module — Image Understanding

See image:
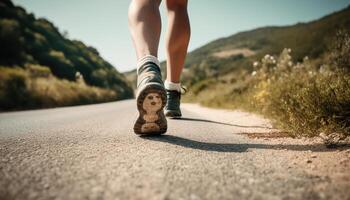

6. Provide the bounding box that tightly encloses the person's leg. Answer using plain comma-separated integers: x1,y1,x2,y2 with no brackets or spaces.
129,0,167,135
128,0,162,59
165,0,190,83
164,0,190,118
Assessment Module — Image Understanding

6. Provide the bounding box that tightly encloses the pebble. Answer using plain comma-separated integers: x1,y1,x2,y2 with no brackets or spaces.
306,159,312,163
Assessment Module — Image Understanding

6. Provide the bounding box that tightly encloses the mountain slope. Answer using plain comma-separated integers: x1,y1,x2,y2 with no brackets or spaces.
0,0,133,110
183,5,350,86
124,6,350,88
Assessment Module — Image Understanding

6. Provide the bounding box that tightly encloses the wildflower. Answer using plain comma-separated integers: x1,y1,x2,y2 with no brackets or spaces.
253,61,259,67
288,48,292,53
264,54,270,59
288,61,293,67
251,71,257,76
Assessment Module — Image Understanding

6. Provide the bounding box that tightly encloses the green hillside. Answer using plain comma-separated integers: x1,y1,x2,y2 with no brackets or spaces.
0,0,133,110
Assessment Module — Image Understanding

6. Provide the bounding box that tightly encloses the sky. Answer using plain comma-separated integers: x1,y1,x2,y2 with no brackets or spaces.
13,0,350,72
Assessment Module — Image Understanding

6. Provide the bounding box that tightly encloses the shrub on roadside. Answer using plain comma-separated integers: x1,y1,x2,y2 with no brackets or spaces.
251,49,349,136
0,66,119,111
0,67,30,109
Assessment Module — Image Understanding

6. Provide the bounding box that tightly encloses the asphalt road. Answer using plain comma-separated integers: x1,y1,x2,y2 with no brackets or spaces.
0,100,349,200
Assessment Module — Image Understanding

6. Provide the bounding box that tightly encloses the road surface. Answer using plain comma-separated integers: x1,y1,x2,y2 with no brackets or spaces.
0,100,349,200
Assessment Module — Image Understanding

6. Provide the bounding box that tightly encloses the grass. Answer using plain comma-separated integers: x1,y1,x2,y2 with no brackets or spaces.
0,65,119,111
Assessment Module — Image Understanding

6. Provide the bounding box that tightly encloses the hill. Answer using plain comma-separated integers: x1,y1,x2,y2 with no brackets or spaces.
181,6,350,86
0,0,133,110
125,6,350,88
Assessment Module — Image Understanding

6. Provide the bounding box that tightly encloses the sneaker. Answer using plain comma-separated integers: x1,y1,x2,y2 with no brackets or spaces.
133,57,167,135
164,89,182,118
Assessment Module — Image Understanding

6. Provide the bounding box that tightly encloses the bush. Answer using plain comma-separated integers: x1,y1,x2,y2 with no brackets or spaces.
330,29,350,72
0,19,25,65
252,51,350,136
0,67,30,109
0,66,119,111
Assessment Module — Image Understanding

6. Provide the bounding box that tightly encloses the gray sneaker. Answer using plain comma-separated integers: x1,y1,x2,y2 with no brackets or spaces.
164,89,182,118
134,62,167,135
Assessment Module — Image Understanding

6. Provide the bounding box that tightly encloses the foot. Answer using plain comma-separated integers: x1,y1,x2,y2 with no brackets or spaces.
134,57,167,135
165,89,182,118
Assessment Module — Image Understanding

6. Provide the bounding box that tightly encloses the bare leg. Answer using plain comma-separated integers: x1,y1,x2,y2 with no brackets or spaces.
165,0,190,83
128,0,162,60
130,0,168,135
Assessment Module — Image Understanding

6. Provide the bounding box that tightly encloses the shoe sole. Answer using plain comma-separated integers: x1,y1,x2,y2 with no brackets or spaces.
134,83,167,135
165,110,182,118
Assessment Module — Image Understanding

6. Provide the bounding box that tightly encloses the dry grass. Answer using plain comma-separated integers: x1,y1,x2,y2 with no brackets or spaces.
0,65,119,110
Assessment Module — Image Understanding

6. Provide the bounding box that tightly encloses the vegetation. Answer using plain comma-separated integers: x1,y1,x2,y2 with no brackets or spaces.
187,39,349,136
0,0,133,110
184,30,350,137
0,66,119,110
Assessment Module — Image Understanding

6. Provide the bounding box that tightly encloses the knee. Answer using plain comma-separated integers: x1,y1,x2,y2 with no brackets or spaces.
166,0,187,11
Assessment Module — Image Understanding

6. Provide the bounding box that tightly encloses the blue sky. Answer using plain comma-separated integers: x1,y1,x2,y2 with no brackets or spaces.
13,0,350,72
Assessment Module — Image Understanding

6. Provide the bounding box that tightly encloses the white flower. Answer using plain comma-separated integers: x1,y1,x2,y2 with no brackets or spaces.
288,48,292,53
264,54,270,59
288,61,293,67
253,61,259,67
251,71,257,76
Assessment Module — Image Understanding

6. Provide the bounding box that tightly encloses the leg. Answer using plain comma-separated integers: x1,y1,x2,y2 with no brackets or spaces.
164,0,190,118
165,0,190,83
128,0,162,59
129,0,167,135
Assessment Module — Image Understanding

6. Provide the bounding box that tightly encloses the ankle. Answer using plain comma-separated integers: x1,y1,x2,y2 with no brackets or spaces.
165,80,181,92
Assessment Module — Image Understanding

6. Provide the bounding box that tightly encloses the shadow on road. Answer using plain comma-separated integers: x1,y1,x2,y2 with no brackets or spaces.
171,117,274,129
142,135,349,153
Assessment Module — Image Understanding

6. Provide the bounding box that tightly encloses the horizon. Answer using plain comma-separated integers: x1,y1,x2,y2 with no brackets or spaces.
12,0,350,72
